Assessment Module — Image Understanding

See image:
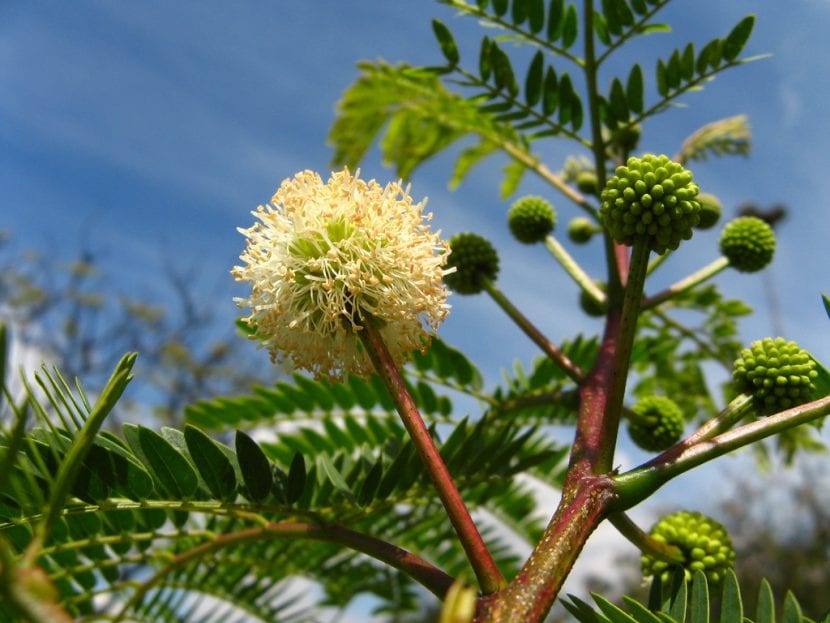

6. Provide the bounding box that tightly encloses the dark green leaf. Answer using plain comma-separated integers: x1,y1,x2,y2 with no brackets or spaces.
613,0,634,27
479,37,493,81
668,569,687,622
542,66,559,115
562,4,579,49
491,44,518,96
666,49,681,89
184,425,236,501
570,89,583,130
755,579,774,623
432,19,460,65
720,569,743,623
593,12,611,45
92,433,154,500
528,0,545,33
690,570,709,623
558,73,574,126
609,78,629,122
512,0,528,25
235,430,273,502
602,0,621,36
722,15,754,62
626,64,644,113
547,0,565,41
656,59,668,96
133,425,198,499
697,39,722,74
630,0,648,15
286,451,306,504
525,51,544,106
823,293,830,319
357,456,382,506
492,0,508,17
681,42,695,81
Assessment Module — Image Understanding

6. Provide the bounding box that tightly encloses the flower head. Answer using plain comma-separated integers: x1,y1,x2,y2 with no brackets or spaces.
233,169,451,379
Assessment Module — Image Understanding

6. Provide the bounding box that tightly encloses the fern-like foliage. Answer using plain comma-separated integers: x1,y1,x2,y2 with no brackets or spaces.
564,569,830,623
0,338,566,620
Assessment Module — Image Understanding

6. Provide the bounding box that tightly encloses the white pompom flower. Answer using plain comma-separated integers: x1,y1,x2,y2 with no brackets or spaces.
233,168,451,379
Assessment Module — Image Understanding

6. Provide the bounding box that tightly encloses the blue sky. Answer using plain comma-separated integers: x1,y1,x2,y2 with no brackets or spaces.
2,0,829,611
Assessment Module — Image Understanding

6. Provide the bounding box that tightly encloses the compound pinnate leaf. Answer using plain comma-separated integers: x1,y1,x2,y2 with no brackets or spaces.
562,4,578,49
235,430,273,502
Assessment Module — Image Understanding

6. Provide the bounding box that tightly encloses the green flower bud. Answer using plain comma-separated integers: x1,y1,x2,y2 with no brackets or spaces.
600,154,700,254
732,337,817,414
444,232,499,295
508,196,557,244
576,171,599,195
627,395,685,452
610,124,642,153
642,511,735,585
695,192,722,229
579,281,606,317
719,216,776,272
567,217,597,244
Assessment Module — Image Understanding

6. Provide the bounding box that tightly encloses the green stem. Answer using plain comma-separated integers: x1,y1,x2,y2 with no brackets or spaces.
22,354,136,567
359,321,506,593
646,249,671,276
114,521,456,621
614,394,830,508
609,513,684,564
544,235,606,307
642,256,730,309
483,279,584,383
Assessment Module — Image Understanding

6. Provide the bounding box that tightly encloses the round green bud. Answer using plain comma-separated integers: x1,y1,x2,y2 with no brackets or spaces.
610,124,642,153
600,154,701,254
576,171,598,195
579,281,607,317
642,511,735,585
567,217,598,244
627,395,685,452
719,216,776,272
695,193,722,230
444,232,500,295
732,337,817,414
508,196,557,244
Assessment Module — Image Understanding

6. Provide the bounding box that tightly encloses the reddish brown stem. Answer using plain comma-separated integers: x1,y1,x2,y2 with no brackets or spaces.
359,322,506,593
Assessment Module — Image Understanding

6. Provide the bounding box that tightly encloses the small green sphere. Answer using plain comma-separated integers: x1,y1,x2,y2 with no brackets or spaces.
443,233,500,295
567,217,597,244
579,282,607,317
575,171,599,195
732,337,817,414
719,216,776,272
600,154,700,254
695,193,722,229
508,196,557,244
628,395,685,452
642,511,735,585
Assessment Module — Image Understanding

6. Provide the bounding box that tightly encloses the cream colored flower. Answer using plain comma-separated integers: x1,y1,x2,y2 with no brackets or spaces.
233,168,451,379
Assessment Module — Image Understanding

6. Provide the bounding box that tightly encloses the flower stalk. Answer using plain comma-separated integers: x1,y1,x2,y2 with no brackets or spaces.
359,319,506,594
642,256,730,309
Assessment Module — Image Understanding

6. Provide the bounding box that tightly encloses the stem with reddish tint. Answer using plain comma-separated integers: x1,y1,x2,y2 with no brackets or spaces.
359,321,506,594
